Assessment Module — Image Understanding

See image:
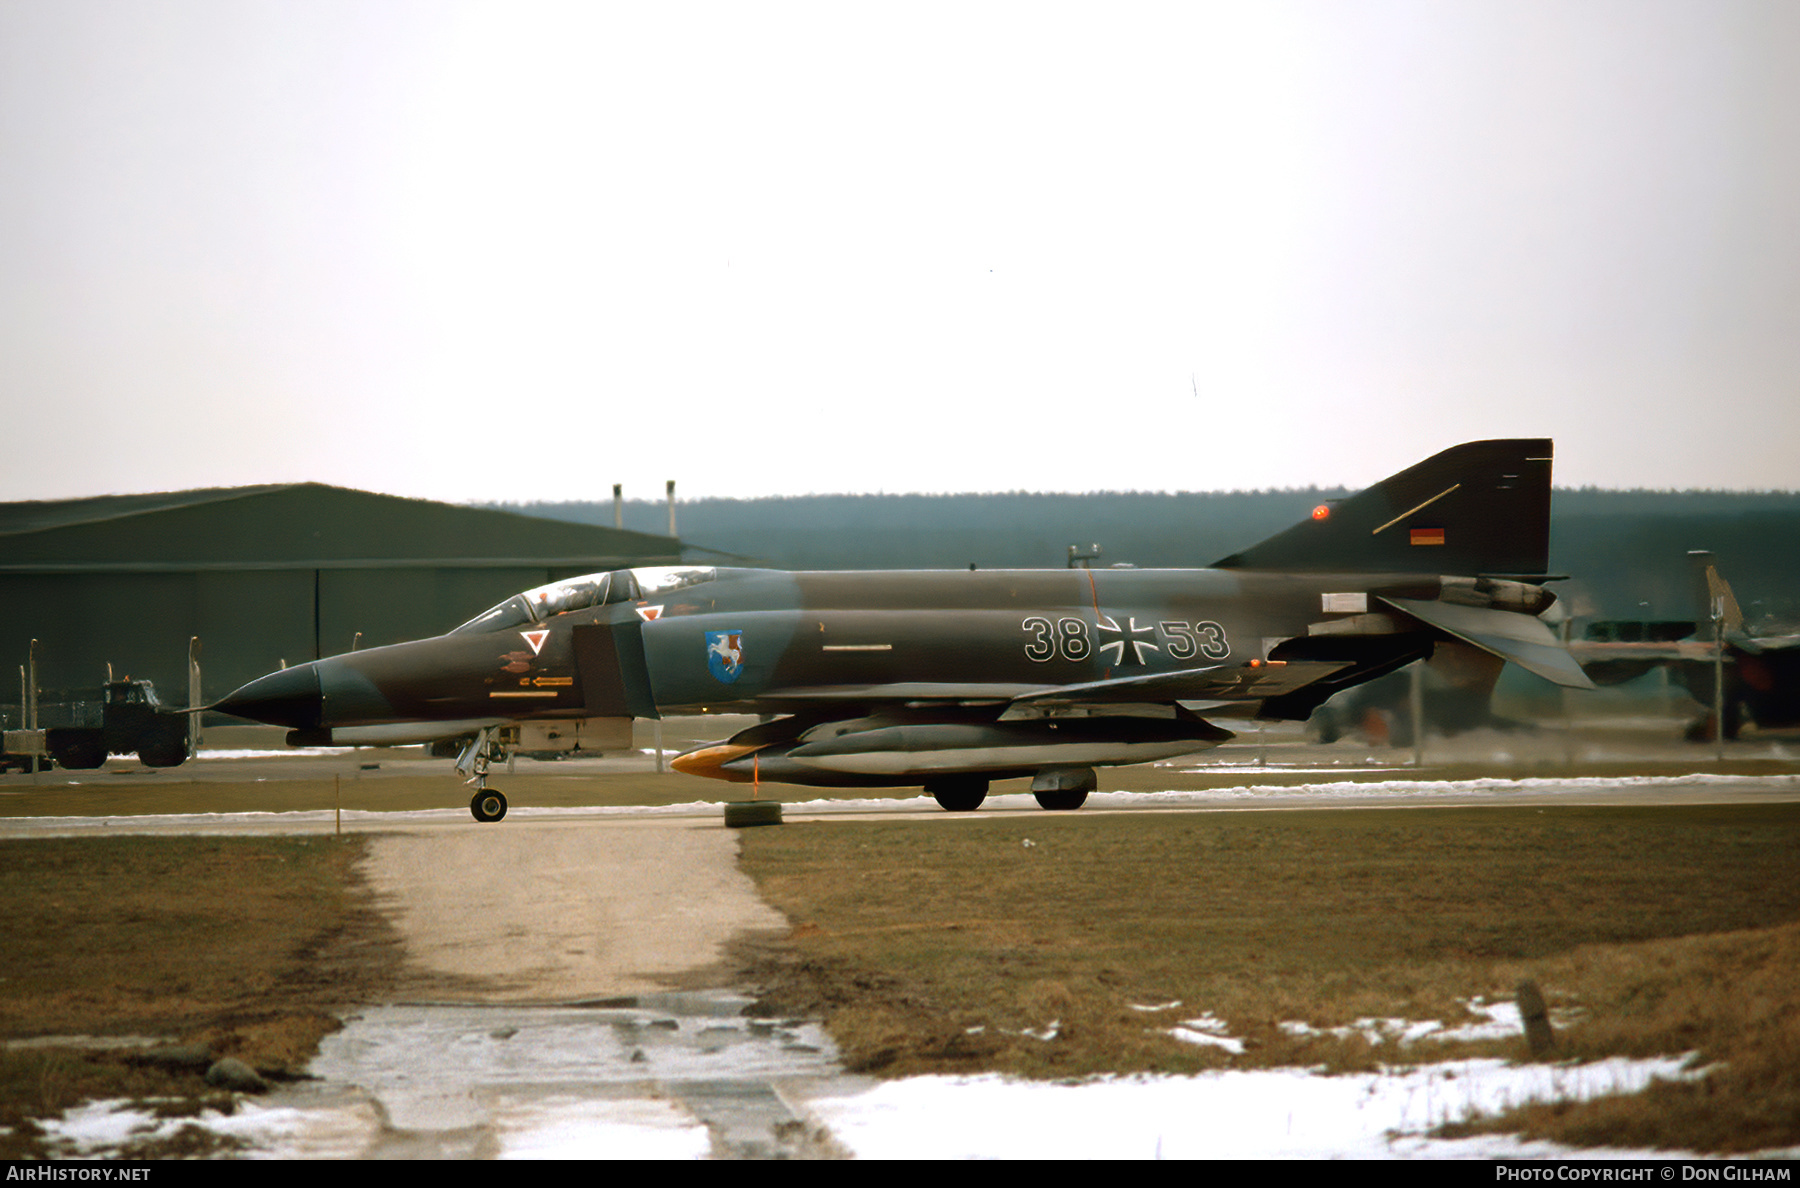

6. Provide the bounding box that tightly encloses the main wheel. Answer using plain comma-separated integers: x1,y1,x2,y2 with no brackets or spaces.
470,788,508,823
1034,788,1088,811
926,775,988,812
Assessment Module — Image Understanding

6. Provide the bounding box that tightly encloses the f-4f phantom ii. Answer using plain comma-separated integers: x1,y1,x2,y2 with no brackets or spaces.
217,439,1592,821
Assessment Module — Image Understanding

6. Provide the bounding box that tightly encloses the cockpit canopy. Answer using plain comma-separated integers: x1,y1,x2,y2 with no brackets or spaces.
450,566,717,635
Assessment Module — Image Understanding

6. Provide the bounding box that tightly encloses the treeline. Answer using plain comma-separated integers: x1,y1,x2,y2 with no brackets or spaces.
486,488,1800,626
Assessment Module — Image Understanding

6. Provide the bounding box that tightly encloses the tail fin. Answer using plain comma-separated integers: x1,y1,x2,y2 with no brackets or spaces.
1688,550,1745,637
1213,439,1554,577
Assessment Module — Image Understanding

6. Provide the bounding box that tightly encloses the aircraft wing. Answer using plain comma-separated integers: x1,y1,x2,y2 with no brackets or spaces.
757,663,1353,714
760,682,1052,704
1005,660,1351,709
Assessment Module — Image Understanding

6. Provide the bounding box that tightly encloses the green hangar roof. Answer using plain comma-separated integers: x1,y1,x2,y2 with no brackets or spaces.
0,485,684,700
0,483,681,572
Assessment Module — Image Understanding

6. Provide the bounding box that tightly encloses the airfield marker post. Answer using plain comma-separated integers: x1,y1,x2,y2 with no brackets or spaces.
1713,593,1726,763
1561,618,1576,767
187,636,202,759
1409,661,1424,767
27,640,38,781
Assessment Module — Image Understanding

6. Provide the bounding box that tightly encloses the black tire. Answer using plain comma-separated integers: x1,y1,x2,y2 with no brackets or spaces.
470,788,508,823
723,800,783,828
137,740,188,768
926,775,988,812
1034,788,1088,811
51,740,107,770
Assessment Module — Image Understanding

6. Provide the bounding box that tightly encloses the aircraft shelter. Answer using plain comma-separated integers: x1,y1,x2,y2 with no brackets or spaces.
0,484,680,713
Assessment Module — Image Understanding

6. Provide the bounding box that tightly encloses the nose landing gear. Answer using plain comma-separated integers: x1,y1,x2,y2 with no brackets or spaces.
457,726,512,823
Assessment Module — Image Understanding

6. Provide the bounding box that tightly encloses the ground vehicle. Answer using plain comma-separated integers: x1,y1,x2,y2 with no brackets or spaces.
41,679,190,769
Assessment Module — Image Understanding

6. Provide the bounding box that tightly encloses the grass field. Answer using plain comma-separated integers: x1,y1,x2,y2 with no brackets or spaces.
736,803,1800,1154
0,834,393,1158
0,796,1794,1157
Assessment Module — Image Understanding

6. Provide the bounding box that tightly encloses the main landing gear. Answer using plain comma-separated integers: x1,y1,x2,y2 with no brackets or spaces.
923,767,1097,812
1031,765,1095,811
925,775,989,812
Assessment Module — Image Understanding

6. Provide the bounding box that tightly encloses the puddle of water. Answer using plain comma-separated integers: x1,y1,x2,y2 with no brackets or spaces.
260,991,845,1159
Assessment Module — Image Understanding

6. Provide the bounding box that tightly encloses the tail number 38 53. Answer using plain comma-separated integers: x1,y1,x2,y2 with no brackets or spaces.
1021,617,1229,662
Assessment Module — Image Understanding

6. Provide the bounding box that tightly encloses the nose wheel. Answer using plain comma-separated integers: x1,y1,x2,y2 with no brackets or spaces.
470,788,508,823
457,727,511,822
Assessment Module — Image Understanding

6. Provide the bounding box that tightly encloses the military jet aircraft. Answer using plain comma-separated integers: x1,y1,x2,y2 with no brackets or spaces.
216,439,1591,821
1573,553,1800,741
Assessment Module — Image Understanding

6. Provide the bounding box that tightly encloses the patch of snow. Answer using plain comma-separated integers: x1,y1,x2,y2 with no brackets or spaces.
1169,1013,1246,1055
800,1055,1709,1160
1137,772,1800,802
1436,999,1525,1043
38,1099,250,1156
38,1100,161,1155
493,1097,711,1160
198,749,360,759
1278,998,1533,1047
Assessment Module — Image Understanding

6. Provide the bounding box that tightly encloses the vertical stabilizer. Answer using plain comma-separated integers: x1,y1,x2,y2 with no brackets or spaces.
1688,550,1744,637
1213,439,1554,577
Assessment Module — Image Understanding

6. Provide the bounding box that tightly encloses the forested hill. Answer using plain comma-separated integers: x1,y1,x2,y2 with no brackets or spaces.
486,488,1800,624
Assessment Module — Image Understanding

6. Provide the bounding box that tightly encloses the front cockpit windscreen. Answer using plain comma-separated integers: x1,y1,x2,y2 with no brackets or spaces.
452,573,614,635
448,567,716,635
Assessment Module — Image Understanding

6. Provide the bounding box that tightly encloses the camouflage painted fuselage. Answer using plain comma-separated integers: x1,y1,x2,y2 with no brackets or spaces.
216,440,1591,799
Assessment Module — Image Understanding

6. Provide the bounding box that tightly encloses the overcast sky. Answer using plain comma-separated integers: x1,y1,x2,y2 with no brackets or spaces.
1,1,1795,504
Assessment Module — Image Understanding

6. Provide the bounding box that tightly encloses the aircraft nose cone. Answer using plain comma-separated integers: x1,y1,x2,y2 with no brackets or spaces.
215,663,323,730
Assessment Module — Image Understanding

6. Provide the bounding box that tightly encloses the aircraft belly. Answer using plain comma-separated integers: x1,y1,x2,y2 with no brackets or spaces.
327,719,503,746
783,737,1218,776
774,716,1232,778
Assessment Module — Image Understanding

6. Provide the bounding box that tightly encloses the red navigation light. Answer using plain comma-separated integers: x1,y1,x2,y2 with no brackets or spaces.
1312,505,1331,520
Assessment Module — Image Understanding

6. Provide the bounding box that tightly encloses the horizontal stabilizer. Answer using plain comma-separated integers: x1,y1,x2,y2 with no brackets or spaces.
1382,596,1594,689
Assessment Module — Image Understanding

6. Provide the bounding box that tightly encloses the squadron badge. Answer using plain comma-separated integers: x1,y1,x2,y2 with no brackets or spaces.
705,630,744,683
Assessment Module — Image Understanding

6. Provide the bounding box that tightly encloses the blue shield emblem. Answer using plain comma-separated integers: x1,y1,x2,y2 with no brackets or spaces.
705,630,744,683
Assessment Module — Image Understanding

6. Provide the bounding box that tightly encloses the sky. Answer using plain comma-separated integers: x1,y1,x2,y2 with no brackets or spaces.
1,1,1796,504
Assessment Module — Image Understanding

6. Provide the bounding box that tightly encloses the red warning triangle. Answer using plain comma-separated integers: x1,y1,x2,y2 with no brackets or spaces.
520,629,550,654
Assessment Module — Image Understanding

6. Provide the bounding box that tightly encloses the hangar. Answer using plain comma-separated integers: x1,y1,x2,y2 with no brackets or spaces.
0,484,681,711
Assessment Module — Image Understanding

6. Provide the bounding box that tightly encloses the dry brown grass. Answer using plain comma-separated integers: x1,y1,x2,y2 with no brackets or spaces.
1441,921,1800,1153
0,834,397,1158
737,803,1800,1151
